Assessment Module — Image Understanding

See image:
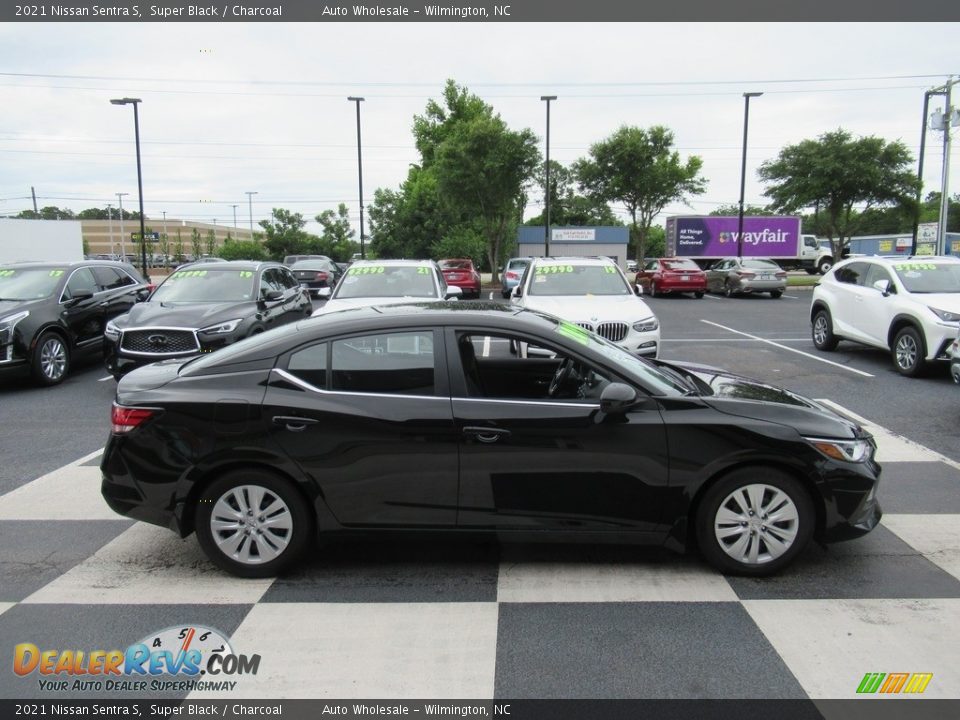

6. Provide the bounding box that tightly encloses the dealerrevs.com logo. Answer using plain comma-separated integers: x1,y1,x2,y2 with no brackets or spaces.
13,625,260,693
857,672,933,695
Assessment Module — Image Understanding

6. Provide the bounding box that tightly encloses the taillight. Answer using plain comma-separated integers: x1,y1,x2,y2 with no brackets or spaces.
737,271,756,279
505,271,517,280
111,404,157,434
146,283,156,293
315,271,329,281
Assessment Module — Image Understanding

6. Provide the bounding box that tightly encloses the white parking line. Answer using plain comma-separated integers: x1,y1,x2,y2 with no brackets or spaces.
700,319,875,378
661,338,809,343
702,294,723,300
98,375,113,382
488,291,494,300
782,295,799,299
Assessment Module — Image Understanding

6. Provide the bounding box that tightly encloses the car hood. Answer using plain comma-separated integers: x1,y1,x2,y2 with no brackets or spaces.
521,294,655,321
912,293,960,313
118,301,254,329
316,296,440,315
663,360,864,439
0,297,47,318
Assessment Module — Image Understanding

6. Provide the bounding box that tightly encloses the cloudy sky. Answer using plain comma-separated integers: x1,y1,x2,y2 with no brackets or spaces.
0,22,957,237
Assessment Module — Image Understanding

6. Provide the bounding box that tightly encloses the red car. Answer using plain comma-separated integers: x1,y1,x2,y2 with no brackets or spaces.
438,258,481,299
635,257,707,298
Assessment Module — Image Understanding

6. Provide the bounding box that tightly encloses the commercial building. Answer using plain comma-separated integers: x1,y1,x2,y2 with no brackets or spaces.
517,226,630,269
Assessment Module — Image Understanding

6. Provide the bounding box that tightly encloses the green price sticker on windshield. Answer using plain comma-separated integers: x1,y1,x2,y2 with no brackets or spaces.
894,263,936,271
603,266,617,274
173,270,209,279
238,271,254,278
0,269,16,277
48,269,64,277
348,266,385,275
556,320,590,345
536,264,574,274
417,267,431,274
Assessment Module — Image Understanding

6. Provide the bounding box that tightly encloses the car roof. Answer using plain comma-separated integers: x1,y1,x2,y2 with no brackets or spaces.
349,258,436,267
175,260,281,270
531,256,616,266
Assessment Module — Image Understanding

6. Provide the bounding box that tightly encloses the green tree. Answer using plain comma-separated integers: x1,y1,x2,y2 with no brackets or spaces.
205,230,217,257
258,209,314,260
525,160,621,227
759,129,917,263
314,203,359,261
575,125,706,263
431,222,487,266
431,109,540,282
218,240,267,261
709,203,770,217
369,167,453,260
190,228,203,260
158,231,172,266
173,229,185,263
413,80,492,168
16,206,75,220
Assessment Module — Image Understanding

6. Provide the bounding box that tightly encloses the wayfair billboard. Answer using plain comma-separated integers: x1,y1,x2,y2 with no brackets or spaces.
666,216,802,258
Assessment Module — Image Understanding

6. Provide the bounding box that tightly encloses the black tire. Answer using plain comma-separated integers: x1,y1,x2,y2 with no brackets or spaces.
694,291,704,299
811,308,839,351
195,470,314,578
696,467,814,576
805,268,819,276
770,290,783,299
891,326,927,378
501,290,511,299
724,281,735,298
30,331,71,386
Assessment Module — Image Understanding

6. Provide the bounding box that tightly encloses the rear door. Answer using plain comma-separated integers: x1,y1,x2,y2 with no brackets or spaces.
264,328,459,527
830,262,872,343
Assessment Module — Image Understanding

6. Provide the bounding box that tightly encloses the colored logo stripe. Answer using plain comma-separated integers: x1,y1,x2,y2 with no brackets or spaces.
857,672,932,694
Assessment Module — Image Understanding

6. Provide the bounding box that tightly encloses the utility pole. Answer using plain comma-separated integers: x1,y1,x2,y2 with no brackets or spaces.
935,77,957,255
107,204,114,256
117,192,129,258
31,186,38,214
231,204,238,228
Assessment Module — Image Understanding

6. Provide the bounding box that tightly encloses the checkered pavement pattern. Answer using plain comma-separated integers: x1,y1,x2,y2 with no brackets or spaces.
1,401,958,701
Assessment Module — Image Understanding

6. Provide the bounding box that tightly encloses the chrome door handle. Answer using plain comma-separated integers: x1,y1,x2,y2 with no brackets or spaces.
462,426,510,443
272,416,319,432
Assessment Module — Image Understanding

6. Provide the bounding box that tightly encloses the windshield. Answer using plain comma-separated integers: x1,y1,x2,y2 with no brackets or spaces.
0,267,64,300
892,261,960,294
549,318,686,396
333,265,439,299
528,264,631,296
151,268,257,303
662,259,701,271
440,260,473,270
291,260,336,272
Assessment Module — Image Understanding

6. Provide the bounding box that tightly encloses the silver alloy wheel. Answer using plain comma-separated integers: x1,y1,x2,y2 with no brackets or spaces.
40,337,67,381
895,334,918,370
713,483,799,565
210,484,293,565
813,315,829,345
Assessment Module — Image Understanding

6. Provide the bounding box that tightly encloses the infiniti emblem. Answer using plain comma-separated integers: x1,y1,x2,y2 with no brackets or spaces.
148,334,168,346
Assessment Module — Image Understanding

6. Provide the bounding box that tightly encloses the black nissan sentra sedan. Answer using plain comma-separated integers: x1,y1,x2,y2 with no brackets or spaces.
103,261,311,378
101,303,881,578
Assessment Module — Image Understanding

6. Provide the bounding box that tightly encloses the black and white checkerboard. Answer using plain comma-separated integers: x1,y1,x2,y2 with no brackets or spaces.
1,400,958,700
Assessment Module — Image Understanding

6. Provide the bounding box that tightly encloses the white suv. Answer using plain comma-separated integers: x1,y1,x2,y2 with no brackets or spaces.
511,256,660,357
810,256,960,376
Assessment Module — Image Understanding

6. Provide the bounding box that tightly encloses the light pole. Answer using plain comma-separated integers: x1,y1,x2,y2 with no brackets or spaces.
245,191,257,235
737,92,763,259
110,97,149,280
541,95,557,258
116,192,128,259
232,204,238,229
107,203,114,256
348,96,366,259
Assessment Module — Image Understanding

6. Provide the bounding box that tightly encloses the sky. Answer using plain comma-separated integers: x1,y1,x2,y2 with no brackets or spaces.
0,21,957,238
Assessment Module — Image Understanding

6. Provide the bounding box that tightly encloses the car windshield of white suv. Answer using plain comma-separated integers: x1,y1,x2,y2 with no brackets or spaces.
528,264,630,296
891,262,960,293
151,268,257,303
0,267,64,300
333,265,438,299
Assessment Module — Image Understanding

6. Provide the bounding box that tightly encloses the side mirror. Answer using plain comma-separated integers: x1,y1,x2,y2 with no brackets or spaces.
600,382,638,414
262,289,283,302
444,286,463,300
318,287,332,299
64,289,94,306
872,279,893,296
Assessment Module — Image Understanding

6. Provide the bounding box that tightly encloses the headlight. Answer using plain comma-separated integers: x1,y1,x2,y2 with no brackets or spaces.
929,306,960,323
199,319,243,335
0,310,29,344
632,317,659,332
805,437,872,463
104,319,121,340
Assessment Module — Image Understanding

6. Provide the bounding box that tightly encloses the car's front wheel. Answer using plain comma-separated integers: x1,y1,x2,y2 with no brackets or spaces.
811,309,839,351
724,281,736,298
31,331,70,386
696,468,813,576
892,326,926,377
770,290,783,299
694,291,704,299
195,470,314,578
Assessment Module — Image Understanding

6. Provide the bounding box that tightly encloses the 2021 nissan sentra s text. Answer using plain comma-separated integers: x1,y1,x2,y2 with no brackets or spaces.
101,303,881,578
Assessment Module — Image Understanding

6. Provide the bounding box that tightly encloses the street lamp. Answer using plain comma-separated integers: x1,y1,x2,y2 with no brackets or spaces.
110,97,149,279
245,191,258,235
737,92,763,259
116,192,128,259
232,204,239,228
541,95,557,258
107,203,114,256
348,96,366,259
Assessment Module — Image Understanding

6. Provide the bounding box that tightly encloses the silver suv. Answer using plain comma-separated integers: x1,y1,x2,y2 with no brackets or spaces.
810,256,960,376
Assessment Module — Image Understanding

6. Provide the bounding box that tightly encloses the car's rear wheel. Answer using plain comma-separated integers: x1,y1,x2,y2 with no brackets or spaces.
694,291,704,299
195,470,314,578
696,468,813,576
818,258,833,275
724,281,735,298
892,326,926,377
31,331,70,386
770,290,783,299
811,309,839,351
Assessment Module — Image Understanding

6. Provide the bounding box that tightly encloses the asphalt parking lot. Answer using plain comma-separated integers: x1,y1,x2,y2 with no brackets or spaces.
1,290,958,702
